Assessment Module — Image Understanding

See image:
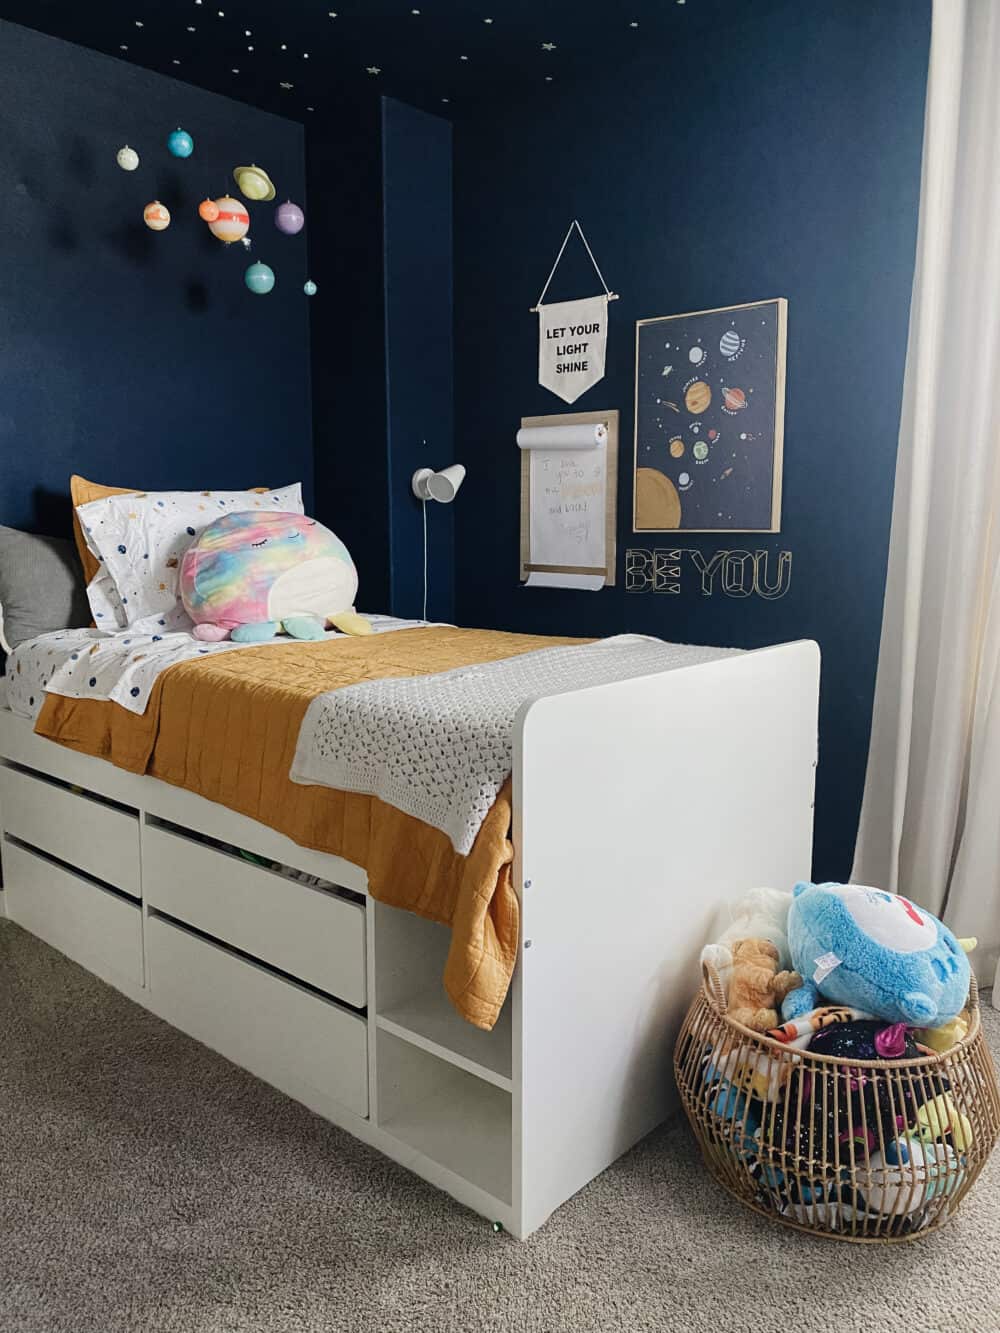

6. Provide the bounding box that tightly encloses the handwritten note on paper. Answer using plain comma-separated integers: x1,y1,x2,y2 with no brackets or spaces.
529,449,607,574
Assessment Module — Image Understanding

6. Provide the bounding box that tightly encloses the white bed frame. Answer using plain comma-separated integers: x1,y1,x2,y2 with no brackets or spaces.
0,640,820,1238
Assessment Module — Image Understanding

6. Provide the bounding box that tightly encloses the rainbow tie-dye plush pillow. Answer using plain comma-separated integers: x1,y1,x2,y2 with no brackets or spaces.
179,510,371,642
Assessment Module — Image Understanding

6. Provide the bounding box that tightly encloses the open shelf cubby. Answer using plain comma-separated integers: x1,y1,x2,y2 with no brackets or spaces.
373,900,513,1090
376,1029,513,1206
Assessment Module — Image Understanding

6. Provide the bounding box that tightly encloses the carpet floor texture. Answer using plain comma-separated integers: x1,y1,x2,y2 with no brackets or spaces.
2,918,999,1333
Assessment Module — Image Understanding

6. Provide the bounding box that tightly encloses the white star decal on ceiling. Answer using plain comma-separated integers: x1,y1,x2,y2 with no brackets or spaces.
541,42,556,51
279,80,293,89
366,65,381,75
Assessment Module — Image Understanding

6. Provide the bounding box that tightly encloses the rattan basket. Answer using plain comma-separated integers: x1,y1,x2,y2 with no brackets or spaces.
674,962,1000,1241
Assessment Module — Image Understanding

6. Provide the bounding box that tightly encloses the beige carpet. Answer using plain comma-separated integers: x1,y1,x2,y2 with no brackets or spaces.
2,917,999,1333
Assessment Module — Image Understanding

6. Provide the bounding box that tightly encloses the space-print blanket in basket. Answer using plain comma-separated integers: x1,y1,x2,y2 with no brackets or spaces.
291,635,742,855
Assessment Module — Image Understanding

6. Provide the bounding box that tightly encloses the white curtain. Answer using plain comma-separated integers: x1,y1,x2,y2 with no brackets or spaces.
852,0,1000,983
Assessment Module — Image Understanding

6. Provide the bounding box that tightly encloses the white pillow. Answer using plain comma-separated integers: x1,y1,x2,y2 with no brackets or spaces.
76,483,303,632
86,562,128,630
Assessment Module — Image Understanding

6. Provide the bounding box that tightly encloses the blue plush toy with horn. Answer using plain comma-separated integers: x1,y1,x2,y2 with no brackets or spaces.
780,882,975,1027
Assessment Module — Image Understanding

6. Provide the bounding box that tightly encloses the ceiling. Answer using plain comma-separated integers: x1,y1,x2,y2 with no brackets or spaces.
0,0,716,122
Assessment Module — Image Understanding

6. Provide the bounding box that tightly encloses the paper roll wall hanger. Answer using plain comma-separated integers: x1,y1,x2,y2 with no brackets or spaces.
516,423,607,450
519,410,619,591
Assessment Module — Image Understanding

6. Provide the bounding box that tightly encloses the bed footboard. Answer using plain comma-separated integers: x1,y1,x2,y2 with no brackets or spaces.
511,639,820,1236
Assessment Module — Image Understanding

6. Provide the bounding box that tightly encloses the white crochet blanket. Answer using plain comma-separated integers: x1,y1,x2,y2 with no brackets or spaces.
290,635,742,855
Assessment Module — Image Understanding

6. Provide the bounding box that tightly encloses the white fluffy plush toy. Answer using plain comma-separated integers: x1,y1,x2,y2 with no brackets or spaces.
700,887,793,995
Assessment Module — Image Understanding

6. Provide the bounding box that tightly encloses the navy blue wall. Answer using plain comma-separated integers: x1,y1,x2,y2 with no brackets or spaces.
0,19,311,538
452,0,931,879
382,98,455,622
307,97,391,611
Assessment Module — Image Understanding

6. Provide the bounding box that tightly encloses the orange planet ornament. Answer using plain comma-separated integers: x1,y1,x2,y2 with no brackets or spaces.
143,200,171,231
198,198,220,223
207,195,250,244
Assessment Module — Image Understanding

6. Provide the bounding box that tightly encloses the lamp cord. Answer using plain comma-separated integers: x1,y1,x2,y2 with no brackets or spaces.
422,498,428,623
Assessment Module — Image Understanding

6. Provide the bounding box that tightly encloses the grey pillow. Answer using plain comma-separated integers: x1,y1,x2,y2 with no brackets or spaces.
0,526,90,652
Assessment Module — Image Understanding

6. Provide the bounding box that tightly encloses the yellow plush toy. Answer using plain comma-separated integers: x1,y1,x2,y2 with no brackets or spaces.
728,938,802,1033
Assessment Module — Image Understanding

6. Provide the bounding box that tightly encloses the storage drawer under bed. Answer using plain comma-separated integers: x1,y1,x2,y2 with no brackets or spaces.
2,838,143,993
142,821,367,1008
0,763,141,897
146,912,369,1119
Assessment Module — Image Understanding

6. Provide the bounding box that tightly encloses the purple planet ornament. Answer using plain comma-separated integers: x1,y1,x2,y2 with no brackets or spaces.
275,200,305,235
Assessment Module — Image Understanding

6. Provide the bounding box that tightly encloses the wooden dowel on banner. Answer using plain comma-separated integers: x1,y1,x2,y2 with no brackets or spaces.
530,292,620,313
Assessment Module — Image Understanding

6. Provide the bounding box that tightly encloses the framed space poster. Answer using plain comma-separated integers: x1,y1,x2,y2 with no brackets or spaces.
633,298,787,532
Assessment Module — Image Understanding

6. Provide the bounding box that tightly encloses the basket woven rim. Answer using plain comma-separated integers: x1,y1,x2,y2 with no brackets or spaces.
700,960,982,1069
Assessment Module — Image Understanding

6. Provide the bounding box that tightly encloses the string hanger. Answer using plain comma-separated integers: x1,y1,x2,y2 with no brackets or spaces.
531,219,619,312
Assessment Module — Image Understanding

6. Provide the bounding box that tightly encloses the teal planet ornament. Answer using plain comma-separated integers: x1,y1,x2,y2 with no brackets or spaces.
303,280,318,296
245,262,276,295
167,128,194,158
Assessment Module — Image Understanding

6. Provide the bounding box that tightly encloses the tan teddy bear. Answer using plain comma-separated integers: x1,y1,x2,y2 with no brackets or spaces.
728,938,802,1032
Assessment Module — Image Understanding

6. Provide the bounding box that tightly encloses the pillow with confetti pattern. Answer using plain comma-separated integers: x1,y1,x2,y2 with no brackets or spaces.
75,483,303,633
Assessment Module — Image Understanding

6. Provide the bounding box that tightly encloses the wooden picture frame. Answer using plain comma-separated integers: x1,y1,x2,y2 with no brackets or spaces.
633,298,787,534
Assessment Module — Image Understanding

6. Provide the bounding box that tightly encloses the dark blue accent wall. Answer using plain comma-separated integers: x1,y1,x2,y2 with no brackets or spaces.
307,97,391,611
382,98,455,622
309,96,453,621
452,0,931,879
0,19,311,539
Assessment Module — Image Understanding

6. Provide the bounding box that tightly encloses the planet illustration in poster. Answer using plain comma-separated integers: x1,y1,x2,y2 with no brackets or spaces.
245,261,276,295
167,128,194,158
275,200,305,235
688,345,706,365
116,145,139,171
635,468,681,530
208,196,250,243
198,198,220,222
684,380,711,414
693,440,709,461
669,437,685,458
719,328,743,359
143,200,171,231
678,472,692,491
722,386,747,413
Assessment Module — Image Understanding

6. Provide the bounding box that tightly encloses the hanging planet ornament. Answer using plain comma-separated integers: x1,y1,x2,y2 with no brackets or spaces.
240,236,252,250
198,198,220,223
245,262,275,295
233,163,276,202
143,200,171,231
303,280,318,296
116,145,139,171
167,128,194,158
275,200,305,235
207,195,250,243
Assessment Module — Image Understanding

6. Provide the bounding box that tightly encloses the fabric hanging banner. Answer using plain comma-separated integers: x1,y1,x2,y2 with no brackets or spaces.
537,295,609,405
532,219,617,406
